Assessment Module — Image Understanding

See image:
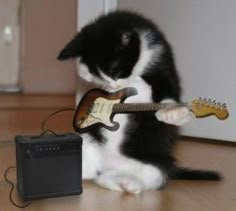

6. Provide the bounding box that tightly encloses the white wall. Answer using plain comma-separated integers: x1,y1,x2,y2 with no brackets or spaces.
78,0,117,30
118,0,236,141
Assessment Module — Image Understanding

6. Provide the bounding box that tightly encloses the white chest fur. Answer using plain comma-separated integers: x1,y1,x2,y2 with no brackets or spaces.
89,78,153,171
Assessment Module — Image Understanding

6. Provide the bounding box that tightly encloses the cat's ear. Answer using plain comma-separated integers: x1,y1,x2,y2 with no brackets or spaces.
121,32,132,46
57,34,82,60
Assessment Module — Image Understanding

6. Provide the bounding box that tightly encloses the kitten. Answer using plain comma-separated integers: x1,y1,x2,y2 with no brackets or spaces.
58,11,221,194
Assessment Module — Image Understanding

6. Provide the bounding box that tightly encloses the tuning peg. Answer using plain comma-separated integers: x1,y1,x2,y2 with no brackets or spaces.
217,102,222,107
222,103,227,108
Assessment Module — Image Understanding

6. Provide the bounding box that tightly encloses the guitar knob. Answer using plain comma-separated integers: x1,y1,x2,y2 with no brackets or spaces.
78,117,85,125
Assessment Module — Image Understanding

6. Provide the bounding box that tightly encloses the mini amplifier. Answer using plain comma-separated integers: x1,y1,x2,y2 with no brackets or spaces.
15,133,82,201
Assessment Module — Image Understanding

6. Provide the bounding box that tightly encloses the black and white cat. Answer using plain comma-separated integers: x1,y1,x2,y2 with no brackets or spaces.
58,11,221,194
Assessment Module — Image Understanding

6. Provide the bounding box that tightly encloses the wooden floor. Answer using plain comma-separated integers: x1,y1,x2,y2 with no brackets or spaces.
0,94,235,211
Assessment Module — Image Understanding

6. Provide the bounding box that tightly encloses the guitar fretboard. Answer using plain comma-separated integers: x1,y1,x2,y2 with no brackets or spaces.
112,103,190,113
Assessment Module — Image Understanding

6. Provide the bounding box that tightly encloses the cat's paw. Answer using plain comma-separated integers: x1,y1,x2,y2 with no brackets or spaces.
117,175,143,194
155,106,194,126
95,172,144,194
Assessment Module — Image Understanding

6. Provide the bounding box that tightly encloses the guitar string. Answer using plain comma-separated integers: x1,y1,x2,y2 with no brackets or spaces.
112,102,190,113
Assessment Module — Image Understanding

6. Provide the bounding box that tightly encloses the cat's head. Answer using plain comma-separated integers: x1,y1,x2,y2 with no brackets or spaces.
58,12,141,88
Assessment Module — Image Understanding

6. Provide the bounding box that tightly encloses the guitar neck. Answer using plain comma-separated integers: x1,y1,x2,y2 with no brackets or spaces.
112,102,190,113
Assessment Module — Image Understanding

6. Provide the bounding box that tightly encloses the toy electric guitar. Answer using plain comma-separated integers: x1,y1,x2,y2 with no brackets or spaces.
73,87,229,133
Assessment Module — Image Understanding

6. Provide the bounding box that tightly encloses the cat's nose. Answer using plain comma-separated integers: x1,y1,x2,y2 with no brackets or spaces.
109,82,120,89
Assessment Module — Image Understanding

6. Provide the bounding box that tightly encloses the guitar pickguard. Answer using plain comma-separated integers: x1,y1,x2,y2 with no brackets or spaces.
79,97,121,129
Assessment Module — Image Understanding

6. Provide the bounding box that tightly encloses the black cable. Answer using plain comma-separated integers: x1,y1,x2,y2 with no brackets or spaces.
4,166,32,208
40,108,75,136
39,130,57,137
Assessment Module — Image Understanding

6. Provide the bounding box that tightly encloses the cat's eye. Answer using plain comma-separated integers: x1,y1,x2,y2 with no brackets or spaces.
122,33,131,46
110,61,119,70
114,45,123,53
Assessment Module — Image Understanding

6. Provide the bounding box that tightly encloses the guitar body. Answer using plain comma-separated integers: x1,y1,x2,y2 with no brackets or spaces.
73,87,138,133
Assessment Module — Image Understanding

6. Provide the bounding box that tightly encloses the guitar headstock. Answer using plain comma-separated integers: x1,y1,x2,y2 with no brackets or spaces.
191,98,229,120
